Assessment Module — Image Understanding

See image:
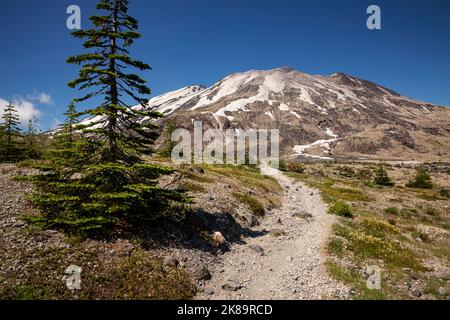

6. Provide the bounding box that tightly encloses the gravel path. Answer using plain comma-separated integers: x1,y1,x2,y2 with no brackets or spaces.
197,165,349,300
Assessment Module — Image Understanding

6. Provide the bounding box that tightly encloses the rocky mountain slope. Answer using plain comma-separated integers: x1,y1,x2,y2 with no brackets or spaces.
85,67,450,161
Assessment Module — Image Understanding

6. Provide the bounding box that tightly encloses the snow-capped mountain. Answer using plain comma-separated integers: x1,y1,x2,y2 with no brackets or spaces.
154,68,404,119
148,67,449,161
81,67,450,161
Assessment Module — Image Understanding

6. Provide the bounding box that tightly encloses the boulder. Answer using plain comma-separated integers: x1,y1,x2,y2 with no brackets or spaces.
292,211,314,220
435,271,450,281
411,289,422,298
222,279,243,291
162,255,179,271
212,231,226,246
192,266,211,281
437,287,447,296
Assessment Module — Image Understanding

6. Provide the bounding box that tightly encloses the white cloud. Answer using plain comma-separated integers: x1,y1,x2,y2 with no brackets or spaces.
0,97,41,125
37,92,52,104
28,90,53,105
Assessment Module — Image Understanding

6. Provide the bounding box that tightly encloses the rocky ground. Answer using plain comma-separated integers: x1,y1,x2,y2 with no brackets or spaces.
196,164,349,299
0,165,67,275
1,161,448,300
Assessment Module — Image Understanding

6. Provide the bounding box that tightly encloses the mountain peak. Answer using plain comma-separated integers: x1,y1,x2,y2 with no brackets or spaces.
273,66,296,73
327,72,360,87
188,84,206,89
186,84,207,92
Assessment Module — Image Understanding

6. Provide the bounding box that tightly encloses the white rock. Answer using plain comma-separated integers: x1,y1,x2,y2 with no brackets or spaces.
212,231,226,246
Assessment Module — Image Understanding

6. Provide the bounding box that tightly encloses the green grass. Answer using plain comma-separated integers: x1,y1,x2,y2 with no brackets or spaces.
328,238,345,258
328,200,354,218
269,229,286,237
423,279,449,298
326,260,387,300
384,207,399,215
432,246,450,261
333,222,423,270
283,162,305,173
110,251,195,300
360,217,400,238
232,192,265,216
185,172,214,184
294,176,373,203
334,187,373,202
206,165,281,193
439,188,449,198
424,206,438,216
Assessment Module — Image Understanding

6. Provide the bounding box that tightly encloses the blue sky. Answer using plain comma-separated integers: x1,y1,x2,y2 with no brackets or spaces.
1,0,449,130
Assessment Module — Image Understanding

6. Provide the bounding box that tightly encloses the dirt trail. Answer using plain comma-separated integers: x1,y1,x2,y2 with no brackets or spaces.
197,165,349,300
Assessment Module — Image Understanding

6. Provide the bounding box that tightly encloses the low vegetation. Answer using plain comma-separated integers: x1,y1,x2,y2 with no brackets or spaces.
206,164,282,193
286,161,449,299
232,192,265,216
407,167,433,189
384,206,399,215
328,200,354,218
326,260,387,300
280,160,305,173
0,245,195,300
373,165,394,187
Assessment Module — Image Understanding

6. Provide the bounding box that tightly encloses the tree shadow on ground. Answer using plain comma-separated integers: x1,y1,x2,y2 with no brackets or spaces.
120,209,268,254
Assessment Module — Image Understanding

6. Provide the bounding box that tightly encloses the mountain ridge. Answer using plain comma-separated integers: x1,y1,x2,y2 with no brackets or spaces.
148,67,449,161
79,67,450,161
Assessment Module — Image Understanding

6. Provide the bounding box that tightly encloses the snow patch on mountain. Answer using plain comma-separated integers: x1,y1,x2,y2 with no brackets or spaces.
265,111,276,120
290,111,301,119
148,85,204,115
377,86,394,96
293,128,339,160
212,72,290,117
279,103,290,111
190,71,261,111
263,73,285,93
214,85,268,117
325,128,338,138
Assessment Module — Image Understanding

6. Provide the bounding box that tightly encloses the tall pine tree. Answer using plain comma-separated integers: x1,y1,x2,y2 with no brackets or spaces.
0,102,25,162
29,0,185,234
